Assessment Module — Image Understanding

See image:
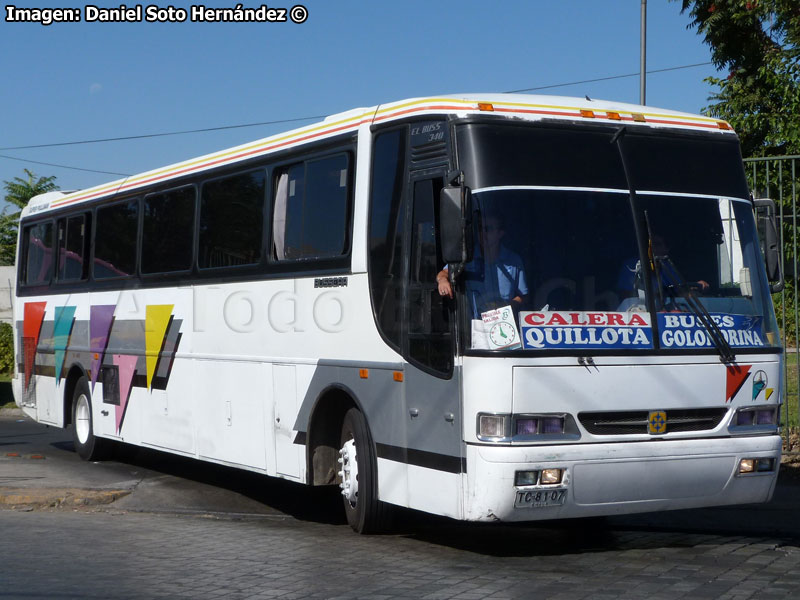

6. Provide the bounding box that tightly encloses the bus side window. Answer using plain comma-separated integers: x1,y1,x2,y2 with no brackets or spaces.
142,186,195,274
22,221,54,286
57,213,89,282
199,169,265,269
94,199,139,280
273,154,350,261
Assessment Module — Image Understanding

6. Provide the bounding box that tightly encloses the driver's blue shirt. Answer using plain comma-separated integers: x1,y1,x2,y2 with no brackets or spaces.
456,245,528,319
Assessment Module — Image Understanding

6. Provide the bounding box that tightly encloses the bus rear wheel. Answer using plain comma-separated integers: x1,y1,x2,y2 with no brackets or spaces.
71,376,108,461
338,408,389,533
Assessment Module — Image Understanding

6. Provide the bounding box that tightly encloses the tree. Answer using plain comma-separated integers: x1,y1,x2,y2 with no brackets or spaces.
677,0,800,157
0,169,58,265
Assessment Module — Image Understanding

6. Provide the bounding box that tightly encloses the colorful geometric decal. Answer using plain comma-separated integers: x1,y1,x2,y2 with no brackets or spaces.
22,302,47,390
53,306,77,385
90,305,116,391
145,304,174,390
113,354,137,433
752,370,767,401
726,364,752,403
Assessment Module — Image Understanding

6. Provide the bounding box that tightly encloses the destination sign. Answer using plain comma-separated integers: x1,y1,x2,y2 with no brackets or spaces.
658,313,764,348
519,311,653,350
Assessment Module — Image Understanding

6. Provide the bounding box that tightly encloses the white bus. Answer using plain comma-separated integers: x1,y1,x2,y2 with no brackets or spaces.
13,94,784,533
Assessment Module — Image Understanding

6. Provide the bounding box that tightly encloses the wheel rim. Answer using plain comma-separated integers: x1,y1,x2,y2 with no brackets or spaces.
75,394,91,445
338,438,359,507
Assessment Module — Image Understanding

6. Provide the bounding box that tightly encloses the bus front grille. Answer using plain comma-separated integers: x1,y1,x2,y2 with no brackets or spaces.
578,408,729,435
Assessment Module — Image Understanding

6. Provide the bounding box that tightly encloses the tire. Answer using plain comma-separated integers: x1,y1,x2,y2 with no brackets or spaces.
339,407,390,534
71,376,108,461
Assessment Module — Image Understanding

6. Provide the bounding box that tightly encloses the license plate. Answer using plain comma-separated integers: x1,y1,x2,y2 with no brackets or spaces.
514,488,567,508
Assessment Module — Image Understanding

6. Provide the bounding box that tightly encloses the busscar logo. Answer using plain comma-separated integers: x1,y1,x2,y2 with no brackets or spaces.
648,411,667,435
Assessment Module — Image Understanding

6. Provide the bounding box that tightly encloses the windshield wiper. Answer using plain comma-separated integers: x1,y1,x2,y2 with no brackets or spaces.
656,254,737,363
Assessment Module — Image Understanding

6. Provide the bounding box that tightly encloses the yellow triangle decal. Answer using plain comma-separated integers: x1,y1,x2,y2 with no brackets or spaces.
766,388,774,401
145,304,174,390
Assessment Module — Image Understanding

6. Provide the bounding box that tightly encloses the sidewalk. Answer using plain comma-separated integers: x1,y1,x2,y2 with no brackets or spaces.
0,413,286,517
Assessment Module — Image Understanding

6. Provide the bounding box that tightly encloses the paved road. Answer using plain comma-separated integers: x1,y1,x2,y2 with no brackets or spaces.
2,414,800,599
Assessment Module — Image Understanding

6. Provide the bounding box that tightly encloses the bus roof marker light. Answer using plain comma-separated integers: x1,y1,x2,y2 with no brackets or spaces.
632,113,646,122
580,110,595,118
477,102,494,112
718,121,732,130
606,111,622,121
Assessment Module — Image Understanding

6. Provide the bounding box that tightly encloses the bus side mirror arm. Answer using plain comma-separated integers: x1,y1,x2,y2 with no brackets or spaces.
754,197,784,293
439,185,473,267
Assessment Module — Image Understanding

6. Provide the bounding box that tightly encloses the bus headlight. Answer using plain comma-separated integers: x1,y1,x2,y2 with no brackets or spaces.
733,406,778,428
478,413,578,442
540,468,564,485
514,469,564,486
514,470,539,486
738,457,775,474
514,414,566,436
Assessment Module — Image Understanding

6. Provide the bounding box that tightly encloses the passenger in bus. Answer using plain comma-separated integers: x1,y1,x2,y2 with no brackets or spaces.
618,233,709,307
436,214,528,319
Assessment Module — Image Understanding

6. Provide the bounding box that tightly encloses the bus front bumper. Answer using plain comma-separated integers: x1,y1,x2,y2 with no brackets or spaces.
464,435,781,522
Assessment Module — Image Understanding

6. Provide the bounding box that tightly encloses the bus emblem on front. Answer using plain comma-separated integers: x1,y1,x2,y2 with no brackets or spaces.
648,411,667,435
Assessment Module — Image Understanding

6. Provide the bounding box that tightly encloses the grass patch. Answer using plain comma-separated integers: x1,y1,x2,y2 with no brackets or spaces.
784,351,799,429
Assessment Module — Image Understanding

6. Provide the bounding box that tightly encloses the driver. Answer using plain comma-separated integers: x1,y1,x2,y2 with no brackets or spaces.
436,214,528,319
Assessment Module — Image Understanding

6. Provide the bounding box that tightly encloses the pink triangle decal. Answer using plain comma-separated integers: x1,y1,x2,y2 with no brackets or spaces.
90,305,116,391
113,354,137,434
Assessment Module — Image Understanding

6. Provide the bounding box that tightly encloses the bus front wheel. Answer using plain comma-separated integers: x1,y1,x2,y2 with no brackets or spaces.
71,376,107,461
338,408,389,533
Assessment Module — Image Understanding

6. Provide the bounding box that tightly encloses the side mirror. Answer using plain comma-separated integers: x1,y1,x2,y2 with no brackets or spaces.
754,198,784,293
439,185,472,265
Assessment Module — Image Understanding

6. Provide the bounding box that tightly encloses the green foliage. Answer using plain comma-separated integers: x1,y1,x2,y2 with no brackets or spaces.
677,0,800,157
680,2,800,346
773,285,798,347
0,322,14,374
0,169,58,266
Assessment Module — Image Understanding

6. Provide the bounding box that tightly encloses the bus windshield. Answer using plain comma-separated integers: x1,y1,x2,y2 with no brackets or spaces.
455,123,780,353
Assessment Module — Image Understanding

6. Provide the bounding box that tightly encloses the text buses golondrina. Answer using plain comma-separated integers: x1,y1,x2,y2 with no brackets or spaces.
13,94,784,533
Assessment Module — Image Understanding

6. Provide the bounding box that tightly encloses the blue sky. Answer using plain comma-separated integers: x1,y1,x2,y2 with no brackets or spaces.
0,0,722,210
